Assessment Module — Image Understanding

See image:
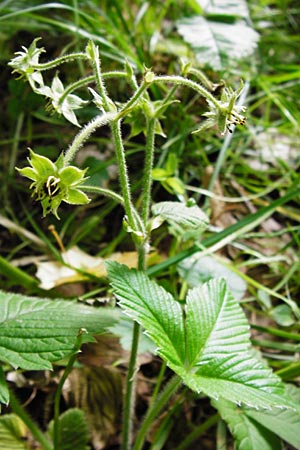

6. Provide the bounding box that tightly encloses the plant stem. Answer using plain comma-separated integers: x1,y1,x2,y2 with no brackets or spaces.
122,321,141,450
153,75,220,109
58,75,96,105
9,390,53,450
141,117,156,225
83,185,145,233
149,360,167,406
63,112,117,165
89,42,143,235
53,332,83,450
9,111,24,175
59,71,129,106
120,102,158,450
111,120,140,232
133,375,182,450
115,80,149,120
90,41,111,111
32,52,88,70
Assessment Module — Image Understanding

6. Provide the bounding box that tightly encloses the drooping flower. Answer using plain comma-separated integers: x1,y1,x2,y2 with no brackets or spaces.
17,149,90,219
38,74,88,127
194,81,247,135
8,38,45,92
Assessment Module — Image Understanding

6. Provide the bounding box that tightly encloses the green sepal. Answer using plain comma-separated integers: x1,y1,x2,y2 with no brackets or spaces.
65,189,90,205
59,166,87,185
28,149,56,177
16,167,37,181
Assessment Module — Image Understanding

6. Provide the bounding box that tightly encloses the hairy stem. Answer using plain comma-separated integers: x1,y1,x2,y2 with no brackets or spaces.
63,112,117,165
89,41,111,111
115,80,149,120
141,117,156,225
122,321,141,450
32,52,88,70
110,120,141,233
153,75,220,108
83,185,145,233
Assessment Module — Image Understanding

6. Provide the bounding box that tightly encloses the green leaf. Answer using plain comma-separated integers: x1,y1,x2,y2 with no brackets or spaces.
107,262,293,410
0,290,118,371
178,254,246,300
0,414,29,450
270,304,296,327
212,398,283,450
106,262,186,368
242,384,300,449
151,201,209,239
177,16,259,70
197,0,250,19
48,408,90,450
0,366,9,406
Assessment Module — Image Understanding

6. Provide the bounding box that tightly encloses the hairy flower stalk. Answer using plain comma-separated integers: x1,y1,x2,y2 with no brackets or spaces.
152,75,246,135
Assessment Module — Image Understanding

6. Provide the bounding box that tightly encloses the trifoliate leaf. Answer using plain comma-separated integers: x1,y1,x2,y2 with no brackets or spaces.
107,262,294,410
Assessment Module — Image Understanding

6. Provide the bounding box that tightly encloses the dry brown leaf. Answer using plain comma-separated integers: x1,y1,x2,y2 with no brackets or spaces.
63,367,122,450
35,247,160,289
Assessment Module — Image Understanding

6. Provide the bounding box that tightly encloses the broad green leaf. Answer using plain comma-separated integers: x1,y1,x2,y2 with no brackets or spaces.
212,398,283,450
184,279,249,366
0,290,118,371
107,263,292,410
177,16,259,70
151,201,208,239
242,384,300,449
48,408,90,450
196,0,250,19
178,254,246,300
0,414,29,450
0,366,9,405
106,262,186,368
